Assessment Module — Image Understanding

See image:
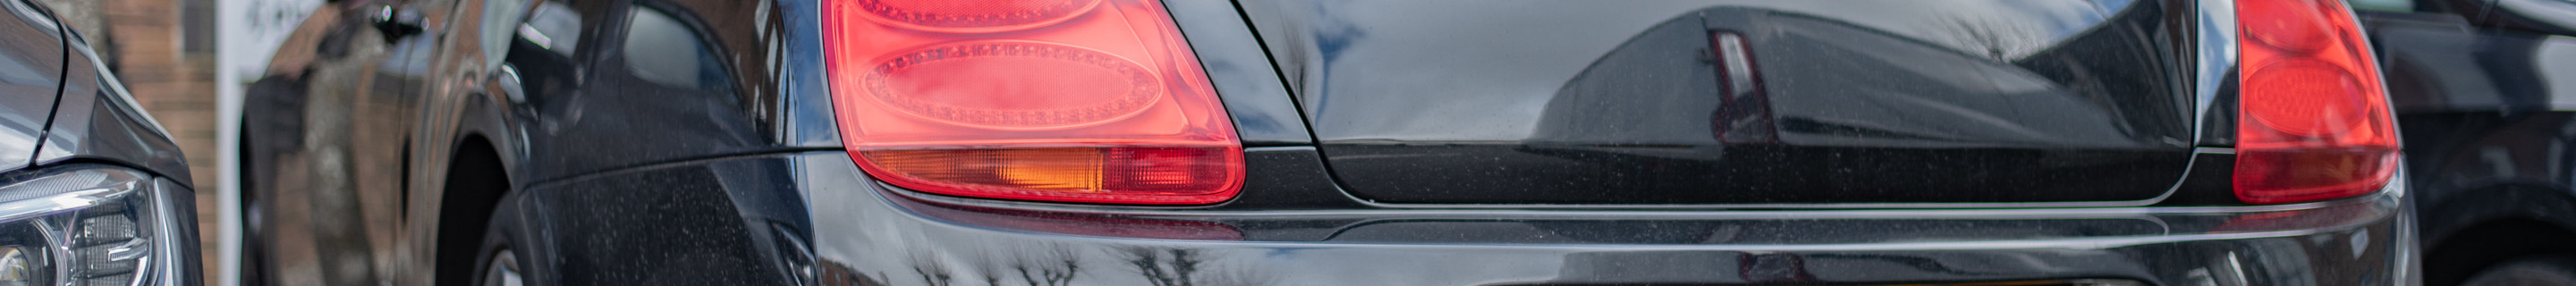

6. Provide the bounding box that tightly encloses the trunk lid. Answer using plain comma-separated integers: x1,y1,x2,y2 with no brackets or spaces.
1239,0,2199,204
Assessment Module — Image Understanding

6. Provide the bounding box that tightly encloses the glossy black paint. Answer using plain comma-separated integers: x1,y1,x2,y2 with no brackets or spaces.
1238,0,2201,204
778,150,2403,286
777,0,837,147
2371,13,2576,114
507,0,801,181
512,156,803,285
1168,0,1310,146
434,147,2410,285
240,0,834,283
0,0,59,174
2360,3,2576,285
2480,0,2576,37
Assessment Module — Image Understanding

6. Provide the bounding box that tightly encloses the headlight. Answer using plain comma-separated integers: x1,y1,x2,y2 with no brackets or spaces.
0,165,195,286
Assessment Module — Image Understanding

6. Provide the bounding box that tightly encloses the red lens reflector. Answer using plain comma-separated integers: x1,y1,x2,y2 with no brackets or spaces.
824,0,1243,205
2241,60,2368,137
852,0,1101,33
2233,0,2397,205
864,41,1161,129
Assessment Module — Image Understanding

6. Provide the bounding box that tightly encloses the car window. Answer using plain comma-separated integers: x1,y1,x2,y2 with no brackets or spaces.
621,6,727,91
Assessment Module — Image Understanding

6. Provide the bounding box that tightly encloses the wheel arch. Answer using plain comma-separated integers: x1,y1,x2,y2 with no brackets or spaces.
418,73,534,285
2419,183,2576,285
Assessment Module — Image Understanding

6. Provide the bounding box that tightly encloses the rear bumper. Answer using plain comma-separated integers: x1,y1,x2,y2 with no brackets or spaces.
790,151,2414,285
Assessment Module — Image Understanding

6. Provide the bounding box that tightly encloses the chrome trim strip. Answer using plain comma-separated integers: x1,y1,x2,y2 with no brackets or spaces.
888,192,2394,253
2199,0,2240,131
878,178,2402,219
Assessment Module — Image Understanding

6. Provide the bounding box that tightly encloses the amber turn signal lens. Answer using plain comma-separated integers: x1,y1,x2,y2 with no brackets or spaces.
857,147,1241,204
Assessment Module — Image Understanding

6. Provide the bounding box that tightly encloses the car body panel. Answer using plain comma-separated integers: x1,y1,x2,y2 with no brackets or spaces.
505,153,808,286
504,0,798,181
32,34,192,182
777,150,2402,285
1235,0,2203,204
2484,0,2576,36
1167,0,1310,147
0,0,61,175
242,0,811,284
2361,4,2576,285
236,0,2424,285
454,148,2414,286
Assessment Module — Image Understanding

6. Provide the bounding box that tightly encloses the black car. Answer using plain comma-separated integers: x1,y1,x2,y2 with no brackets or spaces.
2356,0,2576,284
239,0,2411,285
0,1,206,285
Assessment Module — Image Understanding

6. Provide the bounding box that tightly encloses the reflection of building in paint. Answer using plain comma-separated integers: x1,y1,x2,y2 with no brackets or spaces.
1445,2,2193,203
1529,2,2185,150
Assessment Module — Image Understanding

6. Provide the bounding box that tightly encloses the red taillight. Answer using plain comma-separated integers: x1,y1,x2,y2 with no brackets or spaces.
2233,0,2397,205
823,0,1242,205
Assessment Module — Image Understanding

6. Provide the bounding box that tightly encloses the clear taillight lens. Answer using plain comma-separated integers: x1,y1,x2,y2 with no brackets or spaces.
2233,0,2399,205
822,0,1243,205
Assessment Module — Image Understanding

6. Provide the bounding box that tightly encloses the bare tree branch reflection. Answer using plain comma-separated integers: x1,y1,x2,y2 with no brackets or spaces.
973,257,1004,286
1119,247,1273,286
1121,247,1200,286
911,252,956,286
1012,244,1081,286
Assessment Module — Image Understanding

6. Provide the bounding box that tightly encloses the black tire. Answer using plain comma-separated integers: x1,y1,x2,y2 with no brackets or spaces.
435,142,513,286
2462,255,2576,286
468,208,527,286
239,180,269,286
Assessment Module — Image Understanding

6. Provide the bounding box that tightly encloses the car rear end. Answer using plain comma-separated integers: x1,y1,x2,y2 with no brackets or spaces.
782,0,2417,284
